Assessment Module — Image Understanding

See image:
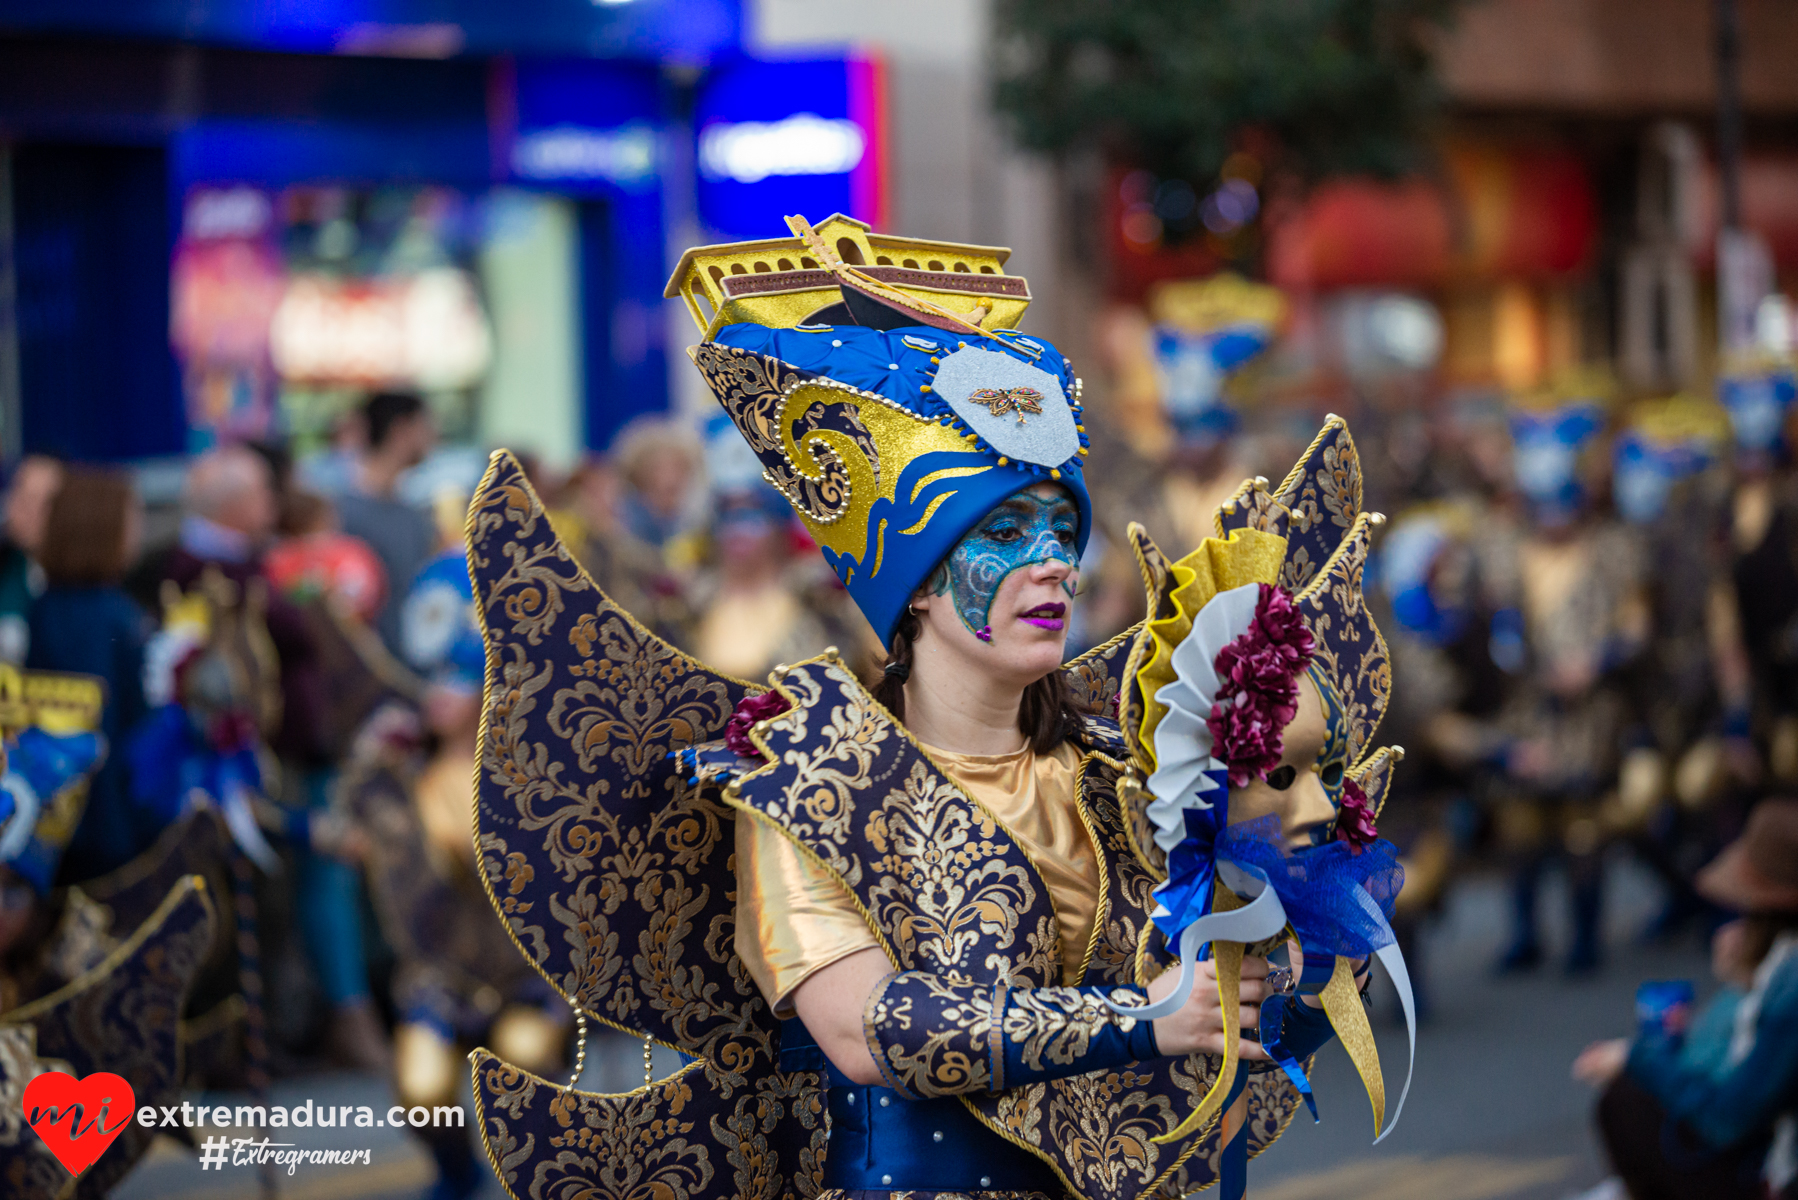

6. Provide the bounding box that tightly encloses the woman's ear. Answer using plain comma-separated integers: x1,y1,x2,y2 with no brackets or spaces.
910,565,948,617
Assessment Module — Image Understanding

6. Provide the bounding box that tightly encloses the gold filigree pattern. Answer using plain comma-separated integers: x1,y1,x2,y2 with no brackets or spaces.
1062,624,1139,720
0,876,216,1200
816,1192,1055,1200
1214,477,1289,543
863,972,998,1098
471,1051,827,1200
736,660,1059,988
468,453,827,1200
471,454,766,1060
693,343,881,525
1271,417,1362,595
1296,513,1391,768
731,657,1307,1200
1000,986,1147,1079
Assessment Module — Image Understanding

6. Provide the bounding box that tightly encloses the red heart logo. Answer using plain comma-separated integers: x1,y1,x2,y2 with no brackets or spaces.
22,1071,136,1176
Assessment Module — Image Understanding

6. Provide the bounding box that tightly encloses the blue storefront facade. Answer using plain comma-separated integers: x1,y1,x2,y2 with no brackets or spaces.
0,1,884,468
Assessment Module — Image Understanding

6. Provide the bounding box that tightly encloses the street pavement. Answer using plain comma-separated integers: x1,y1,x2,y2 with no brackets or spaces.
113,855,1705,1200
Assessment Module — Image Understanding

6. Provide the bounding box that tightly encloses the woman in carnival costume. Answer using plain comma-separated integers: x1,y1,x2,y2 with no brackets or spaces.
462,215,1412,1200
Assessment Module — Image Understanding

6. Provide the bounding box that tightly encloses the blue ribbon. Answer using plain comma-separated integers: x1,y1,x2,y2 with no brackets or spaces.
1259,993,1319,1123
1214,816,1403,959
1140,810,1407,1165
1154,811,1403,961
1151,767,1231,941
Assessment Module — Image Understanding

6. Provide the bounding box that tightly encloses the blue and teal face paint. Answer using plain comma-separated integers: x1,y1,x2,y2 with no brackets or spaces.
928,487,1079,643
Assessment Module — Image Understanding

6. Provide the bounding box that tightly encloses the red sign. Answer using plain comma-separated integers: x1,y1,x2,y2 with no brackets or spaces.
23,1071,135,1176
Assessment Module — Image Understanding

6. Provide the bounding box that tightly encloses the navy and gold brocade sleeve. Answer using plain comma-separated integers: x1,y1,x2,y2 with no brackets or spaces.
864,970,1160,1100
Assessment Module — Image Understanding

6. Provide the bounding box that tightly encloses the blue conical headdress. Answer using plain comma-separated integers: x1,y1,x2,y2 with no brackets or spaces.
668,213,1092,643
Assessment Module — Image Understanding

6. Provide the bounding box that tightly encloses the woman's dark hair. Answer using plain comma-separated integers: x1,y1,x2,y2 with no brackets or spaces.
872,606,1089,754
38,467,136,586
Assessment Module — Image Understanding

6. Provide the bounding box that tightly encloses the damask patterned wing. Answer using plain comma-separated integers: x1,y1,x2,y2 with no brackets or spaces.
1212,476,1289,542
1062,623,1141,720
471,1050,827,1200
0,876,216,1200
467,452,776,1070
1294,512,1390,767
1270,416,1361,594
1348,745,1404,818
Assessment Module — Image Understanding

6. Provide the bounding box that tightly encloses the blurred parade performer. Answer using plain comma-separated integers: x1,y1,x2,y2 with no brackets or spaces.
690,412,875,681
336,391,440,656
0,668,218,1199
547,456,693,645
155,447,329,768
0,456,60,665
1717,352,1798,797
1375,500,1515,1017
153,446,388,1069
1099,273,1286,555
458,215,1415,1200
1608,396,1737,939
611,413,705,551
344,547,565,1200
25,467,157,883
1492,382,1649,975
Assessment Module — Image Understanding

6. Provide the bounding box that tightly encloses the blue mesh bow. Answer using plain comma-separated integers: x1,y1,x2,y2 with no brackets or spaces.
1218,815,1403,958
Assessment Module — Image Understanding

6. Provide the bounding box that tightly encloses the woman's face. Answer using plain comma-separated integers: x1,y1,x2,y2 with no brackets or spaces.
912,483,1080,687
1226,667,1349,848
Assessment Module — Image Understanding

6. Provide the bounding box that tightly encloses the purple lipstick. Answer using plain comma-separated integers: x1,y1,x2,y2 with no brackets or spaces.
1019,602,1066,631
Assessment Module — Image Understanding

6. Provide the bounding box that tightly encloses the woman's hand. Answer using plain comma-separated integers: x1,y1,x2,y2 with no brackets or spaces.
1572,1038,1629,1087
1149,956,1269,1060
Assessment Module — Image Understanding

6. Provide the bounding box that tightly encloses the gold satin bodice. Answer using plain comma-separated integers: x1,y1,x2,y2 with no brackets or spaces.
735,738,1098,1017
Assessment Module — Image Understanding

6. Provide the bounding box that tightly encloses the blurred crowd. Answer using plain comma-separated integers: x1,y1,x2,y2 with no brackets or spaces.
2,279,1798,1197
0,386,885,1198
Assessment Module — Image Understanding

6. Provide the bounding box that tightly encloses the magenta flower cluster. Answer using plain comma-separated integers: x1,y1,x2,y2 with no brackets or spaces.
725,690,792,760
1207,583,1317,790
1335,777,1379,846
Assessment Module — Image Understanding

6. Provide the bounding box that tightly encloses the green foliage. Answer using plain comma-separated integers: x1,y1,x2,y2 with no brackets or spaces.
992,0,1462,185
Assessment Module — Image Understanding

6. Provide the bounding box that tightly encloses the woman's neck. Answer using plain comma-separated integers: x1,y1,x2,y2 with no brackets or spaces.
900,646,1028,756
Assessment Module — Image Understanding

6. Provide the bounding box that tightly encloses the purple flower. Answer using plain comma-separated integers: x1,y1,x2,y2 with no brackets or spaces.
724,690,792,761
1207,584,1316,789
1335,778,1379,847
